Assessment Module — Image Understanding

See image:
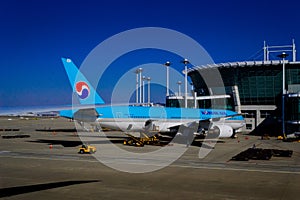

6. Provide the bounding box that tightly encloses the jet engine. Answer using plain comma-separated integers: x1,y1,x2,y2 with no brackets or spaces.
207,124,233,138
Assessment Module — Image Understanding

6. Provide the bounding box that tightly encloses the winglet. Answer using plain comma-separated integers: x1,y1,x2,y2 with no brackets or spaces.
61,58,105,105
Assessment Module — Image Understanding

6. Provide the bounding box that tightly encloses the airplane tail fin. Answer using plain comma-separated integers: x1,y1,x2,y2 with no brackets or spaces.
61,58,105,105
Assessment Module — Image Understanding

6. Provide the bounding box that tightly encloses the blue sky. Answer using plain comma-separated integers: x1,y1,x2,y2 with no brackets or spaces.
0,0,299,107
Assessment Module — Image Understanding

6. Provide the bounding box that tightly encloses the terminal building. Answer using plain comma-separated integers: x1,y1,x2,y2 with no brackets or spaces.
166,40,300,135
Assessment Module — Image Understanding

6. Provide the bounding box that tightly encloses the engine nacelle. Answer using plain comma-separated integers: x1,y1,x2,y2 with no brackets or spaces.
208,124,233,138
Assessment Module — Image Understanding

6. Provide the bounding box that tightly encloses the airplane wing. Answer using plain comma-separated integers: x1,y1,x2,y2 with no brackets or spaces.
0,103,134,116
0,105,72,116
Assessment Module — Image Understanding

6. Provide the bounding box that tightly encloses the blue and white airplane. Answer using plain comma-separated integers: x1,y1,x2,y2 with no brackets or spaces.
60,58,245,138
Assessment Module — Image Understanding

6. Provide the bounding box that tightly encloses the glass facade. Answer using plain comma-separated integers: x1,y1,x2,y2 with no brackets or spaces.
188,62,300,133
286,94,300,122
189,63,300,106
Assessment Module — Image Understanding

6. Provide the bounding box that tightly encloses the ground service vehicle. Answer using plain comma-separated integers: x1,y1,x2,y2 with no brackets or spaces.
78,144,96,154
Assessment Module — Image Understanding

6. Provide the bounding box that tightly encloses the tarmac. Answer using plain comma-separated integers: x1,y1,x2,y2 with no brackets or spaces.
0,117,299,200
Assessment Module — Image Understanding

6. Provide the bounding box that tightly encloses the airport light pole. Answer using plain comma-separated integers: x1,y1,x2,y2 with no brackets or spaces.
147,77,151,105
164,61,171,97
139,68,143,104
182,58,190,108
277,52,289,139
142,76,146,104
135,69,140,104
177,81,182,96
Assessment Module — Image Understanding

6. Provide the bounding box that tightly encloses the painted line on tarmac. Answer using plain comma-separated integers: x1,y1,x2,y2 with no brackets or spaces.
1,153,299,175
170,163,300,175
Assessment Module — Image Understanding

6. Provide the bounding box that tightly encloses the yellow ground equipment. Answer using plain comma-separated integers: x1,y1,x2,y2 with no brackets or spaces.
78,144,96,154
278,134,300,142
123,133,160,147
277,136,284,140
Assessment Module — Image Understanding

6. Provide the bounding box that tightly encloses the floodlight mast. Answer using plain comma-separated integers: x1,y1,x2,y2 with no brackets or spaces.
164,61,171,97
147,77,151,104
182,58,190,108
292,39,296,62
177,81,182,96
135,69,140,104
139,68,143,104
277,52,289,139
142,76,146,104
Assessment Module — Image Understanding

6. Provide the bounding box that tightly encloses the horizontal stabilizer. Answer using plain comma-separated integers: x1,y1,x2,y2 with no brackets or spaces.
74,108,100,122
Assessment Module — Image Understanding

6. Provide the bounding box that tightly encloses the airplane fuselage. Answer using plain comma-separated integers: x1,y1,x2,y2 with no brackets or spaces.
92,106,245,133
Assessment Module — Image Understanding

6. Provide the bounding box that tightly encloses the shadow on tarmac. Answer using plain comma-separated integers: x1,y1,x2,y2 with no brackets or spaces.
28,137,127,147
36,128,78,132
28,132,226,149
28,139,82,147
0,180,100,198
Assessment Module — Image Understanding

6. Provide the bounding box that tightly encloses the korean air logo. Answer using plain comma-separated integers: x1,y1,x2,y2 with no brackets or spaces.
75,81,90,99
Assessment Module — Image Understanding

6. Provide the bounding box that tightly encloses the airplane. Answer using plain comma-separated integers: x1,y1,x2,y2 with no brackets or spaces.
59,58,245,139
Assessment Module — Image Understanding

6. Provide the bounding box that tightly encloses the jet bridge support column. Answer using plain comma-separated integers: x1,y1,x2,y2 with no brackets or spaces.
232,85,241,113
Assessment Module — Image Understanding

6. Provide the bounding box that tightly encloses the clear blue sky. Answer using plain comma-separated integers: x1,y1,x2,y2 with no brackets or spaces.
0,0,299,107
